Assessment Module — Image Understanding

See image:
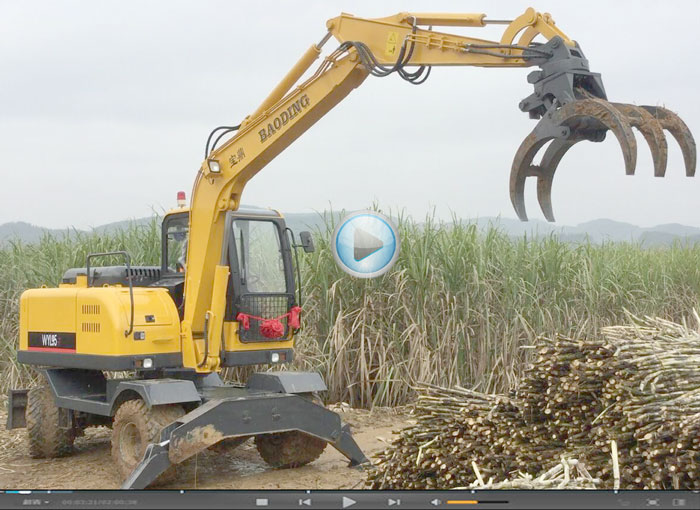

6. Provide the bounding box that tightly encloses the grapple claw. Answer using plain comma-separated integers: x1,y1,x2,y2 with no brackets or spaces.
640,106,696,176
510,98,638,222
536,139,578,222
509,133,550,221
612,103,668,177
555,97,638,175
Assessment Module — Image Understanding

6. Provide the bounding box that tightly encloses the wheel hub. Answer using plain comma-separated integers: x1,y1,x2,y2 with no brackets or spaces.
119,422,143,466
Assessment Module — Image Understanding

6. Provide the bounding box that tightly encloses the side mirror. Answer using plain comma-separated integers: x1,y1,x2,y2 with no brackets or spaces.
299,231,315,253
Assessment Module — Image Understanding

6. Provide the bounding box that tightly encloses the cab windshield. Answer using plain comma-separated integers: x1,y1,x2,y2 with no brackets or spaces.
231,219,287,293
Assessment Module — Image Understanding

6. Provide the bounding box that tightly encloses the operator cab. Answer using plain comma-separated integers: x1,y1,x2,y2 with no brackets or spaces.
158,203,313,340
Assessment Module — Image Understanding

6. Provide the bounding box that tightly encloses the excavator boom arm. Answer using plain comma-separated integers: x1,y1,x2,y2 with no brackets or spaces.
182,8,695,371
182,48,369,370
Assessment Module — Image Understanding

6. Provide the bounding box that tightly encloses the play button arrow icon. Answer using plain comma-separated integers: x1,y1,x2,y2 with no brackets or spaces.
342,496,357,508
331,210,400,278
353,227,383,261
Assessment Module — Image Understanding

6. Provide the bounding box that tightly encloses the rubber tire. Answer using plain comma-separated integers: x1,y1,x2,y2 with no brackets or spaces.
208,436,249,454
111,399,185,483
26,384,75,458
255,431,327,468
254,394,327,469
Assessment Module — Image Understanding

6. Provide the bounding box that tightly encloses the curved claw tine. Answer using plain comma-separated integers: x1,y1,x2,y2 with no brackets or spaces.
510,133,551,221
640,106,696,176
612,103,668,177
553,98,638,175
536,139,579,222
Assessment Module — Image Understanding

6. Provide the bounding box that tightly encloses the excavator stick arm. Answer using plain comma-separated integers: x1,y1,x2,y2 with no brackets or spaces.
327,7,575,68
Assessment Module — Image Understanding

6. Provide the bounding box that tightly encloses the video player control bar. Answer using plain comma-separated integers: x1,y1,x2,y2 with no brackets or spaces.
0,490,698,509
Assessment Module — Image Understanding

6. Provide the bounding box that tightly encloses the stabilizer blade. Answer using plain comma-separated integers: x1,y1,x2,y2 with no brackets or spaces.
121,393,368,489
640,106,696,176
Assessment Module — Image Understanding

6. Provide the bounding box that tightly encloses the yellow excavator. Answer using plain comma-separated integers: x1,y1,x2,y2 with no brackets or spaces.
6,8,695,489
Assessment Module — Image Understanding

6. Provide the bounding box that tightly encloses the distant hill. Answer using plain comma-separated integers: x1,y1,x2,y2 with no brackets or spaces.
0,210,339,248
282,211,342,235
472,217,700,246
0,221,71,245
92,217,154,233
2,212,699,247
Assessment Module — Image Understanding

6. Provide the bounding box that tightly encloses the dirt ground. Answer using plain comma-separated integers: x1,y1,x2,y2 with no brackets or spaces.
0,405,412,490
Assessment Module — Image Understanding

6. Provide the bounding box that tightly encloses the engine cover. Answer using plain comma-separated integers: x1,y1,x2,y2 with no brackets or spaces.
18,285,182,371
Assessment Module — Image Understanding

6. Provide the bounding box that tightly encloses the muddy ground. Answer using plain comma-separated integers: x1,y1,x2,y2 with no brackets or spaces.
0,405,411,490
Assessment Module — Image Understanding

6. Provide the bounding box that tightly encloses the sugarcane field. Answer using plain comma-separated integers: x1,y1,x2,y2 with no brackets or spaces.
0,216,699,492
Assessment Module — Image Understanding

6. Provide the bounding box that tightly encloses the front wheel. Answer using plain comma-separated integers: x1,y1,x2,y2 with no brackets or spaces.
111,399,184,482
254,430,327,468
26,383,76,458
254,394,327,468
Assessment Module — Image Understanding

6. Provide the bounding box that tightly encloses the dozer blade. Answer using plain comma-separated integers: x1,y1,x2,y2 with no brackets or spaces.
510,97,697,222
121,393,369,490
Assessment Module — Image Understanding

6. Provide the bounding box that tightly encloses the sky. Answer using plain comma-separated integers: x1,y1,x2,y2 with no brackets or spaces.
0,0,698,229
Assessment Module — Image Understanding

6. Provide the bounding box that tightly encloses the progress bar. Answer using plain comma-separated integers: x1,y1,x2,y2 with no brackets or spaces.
447,501,509,505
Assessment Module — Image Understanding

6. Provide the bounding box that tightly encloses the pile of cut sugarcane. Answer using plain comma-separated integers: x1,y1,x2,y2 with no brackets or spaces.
366,315,700,490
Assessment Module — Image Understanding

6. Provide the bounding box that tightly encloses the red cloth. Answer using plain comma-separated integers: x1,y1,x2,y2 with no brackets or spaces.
260,319,285,338
236,306,303,339
237,313,250,330
288,306,302,329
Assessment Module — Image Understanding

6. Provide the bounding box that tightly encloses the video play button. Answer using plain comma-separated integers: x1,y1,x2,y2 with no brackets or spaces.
342,496,356,508
332,211,400,278
353,228,383,261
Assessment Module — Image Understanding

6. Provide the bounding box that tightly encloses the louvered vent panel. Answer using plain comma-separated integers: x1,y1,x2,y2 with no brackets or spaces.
81,322,101,333
81,304,101,315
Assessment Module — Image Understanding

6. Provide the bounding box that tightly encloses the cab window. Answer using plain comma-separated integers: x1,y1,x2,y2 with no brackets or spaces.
165,215,189,273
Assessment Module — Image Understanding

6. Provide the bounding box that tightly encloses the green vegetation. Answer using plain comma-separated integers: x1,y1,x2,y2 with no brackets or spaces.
1,213,699,408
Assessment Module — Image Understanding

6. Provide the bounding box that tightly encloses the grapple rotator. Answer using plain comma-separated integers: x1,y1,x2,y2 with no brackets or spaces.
510,36,696,222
